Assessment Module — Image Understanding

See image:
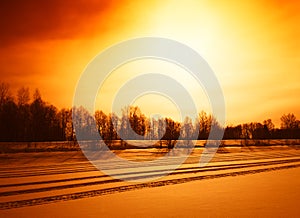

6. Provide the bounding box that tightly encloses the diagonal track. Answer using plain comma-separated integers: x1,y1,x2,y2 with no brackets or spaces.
0,147,300,210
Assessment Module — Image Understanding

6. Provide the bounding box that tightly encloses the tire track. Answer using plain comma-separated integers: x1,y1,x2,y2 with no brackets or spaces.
0,158,299,191
1,148,300,209
1,152,300,178
1,163,299,210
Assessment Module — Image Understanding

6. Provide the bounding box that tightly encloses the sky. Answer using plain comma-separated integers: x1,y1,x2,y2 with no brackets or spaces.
0,0,299,126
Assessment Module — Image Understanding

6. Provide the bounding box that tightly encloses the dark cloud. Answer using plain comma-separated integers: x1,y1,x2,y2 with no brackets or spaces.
0,0,116,47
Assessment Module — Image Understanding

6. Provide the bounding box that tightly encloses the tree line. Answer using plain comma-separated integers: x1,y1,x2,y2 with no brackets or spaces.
0,82,299,142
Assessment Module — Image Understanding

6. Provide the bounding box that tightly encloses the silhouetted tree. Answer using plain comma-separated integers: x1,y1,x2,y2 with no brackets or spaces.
58,108,74,141
196,111,222,139
0,98,18,141
280,113,298,129
197,111,211,139
277,113,300,139
0,82,11,108
224,125,242,139
17,87,30,106
128,106,146,138
163,118,180,149
73,106,98,141
95,110,108,140
263,119,275,132
1,82,300,144
182,116,193,140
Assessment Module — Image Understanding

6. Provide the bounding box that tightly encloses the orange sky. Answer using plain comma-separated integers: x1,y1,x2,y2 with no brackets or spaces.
0,0,299,126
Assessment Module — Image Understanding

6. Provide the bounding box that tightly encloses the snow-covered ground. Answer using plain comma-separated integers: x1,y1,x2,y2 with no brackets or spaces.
0,145,299,217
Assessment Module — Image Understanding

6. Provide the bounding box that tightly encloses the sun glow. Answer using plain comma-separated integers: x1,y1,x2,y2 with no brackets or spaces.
1,0,299,126
95,58,211,121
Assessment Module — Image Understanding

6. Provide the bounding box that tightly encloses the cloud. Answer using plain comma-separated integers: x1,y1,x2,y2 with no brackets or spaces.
0,0,117,47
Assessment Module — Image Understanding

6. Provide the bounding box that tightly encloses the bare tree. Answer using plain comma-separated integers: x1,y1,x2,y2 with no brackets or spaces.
17,87,30,106
33,88,42,102
95,110,108,139
197,111,217,139
0,82,11,107
263,119,275,132
58,108,74,141
280,113,298,129
182,116,193,140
